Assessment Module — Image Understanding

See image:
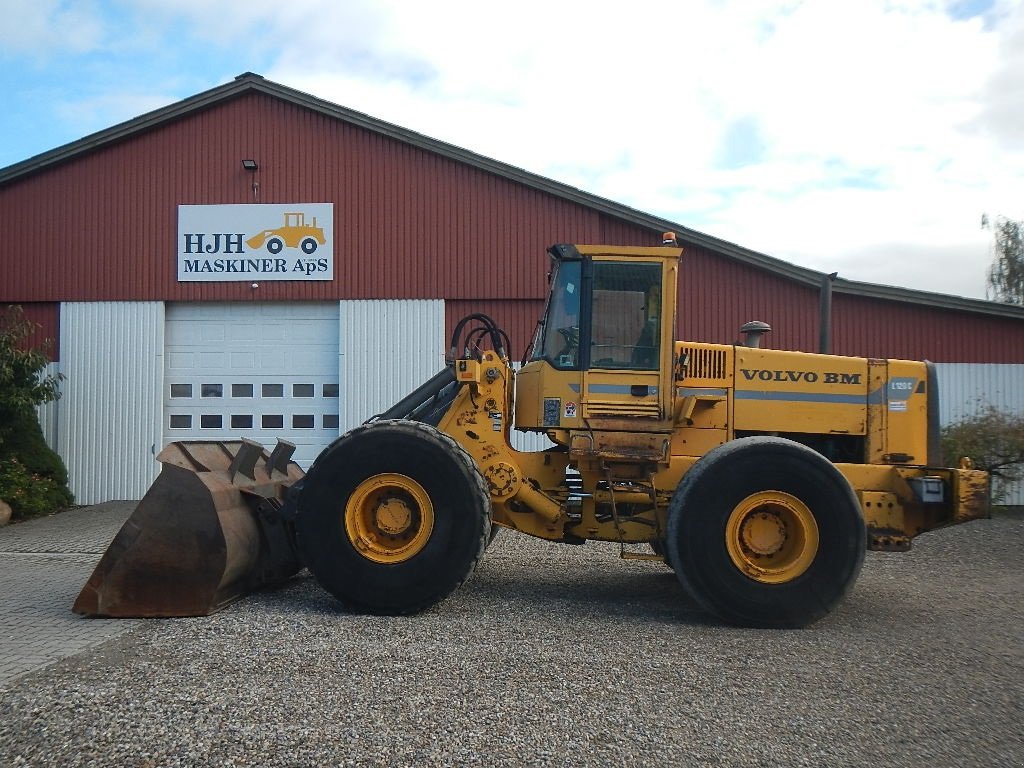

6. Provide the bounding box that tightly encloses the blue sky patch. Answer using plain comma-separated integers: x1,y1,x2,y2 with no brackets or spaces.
717,116,767,169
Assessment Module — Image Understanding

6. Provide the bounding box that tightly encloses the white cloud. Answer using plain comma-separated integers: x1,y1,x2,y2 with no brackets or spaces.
0,0,105,55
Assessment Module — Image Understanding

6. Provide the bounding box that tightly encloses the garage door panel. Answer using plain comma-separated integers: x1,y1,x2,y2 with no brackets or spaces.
167,352,195,370
201,324,226,341
165,302,340,468
230,351,256,369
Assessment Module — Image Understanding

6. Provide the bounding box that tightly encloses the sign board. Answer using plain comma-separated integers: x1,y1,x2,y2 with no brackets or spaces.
177,204,334,282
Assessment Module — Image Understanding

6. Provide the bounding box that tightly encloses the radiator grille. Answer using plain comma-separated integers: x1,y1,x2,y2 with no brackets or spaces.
682,346,728,381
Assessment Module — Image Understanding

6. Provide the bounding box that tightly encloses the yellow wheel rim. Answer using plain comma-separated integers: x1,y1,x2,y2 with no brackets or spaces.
725,490,819,584
344,473,434,564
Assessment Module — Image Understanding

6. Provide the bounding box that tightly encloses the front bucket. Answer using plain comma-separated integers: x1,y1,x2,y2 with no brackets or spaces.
74,439,304,618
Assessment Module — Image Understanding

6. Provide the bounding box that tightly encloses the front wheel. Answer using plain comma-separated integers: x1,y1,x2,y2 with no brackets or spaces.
665,437,865,628
295,420,491,614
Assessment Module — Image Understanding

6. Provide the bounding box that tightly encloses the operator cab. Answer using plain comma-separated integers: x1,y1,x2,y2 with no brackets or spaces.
515,241,681,442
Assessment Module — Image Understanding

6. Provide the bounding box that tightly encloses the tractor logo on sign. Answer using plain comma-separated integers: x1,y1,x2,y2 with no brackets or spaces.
246,211,326,254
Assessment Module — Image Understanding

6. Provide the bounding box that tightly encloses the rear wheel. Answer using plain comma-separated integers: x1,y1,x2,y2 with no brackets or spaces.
295,420,491,614
665,436,865,628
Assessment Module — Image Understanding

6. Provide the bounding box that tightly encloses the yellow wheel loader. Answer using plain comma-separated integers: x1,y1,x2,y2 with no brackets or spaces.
75,237,989,627
245,212,325,254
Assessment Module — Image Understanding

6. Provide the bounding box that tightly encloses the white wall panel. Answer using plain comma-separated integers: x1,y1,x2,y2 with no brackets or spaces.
935,364,1024,505
340,300,446,430
58,302,164,503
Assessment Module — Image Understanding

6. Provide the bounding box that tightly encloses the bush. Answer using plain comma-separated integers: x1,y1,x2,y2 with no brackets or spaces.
0,409,74,519
0,455,72,520
0,305,73,519
3,408,70,489
942,404,1024,505
0,306,62,449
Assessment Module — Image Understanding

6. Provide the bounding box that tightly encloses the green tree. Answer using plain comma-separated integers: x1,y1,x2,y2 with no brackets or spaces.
0,305,63,446
0,305,73,518
984,215,1024,305
942,404,1024,505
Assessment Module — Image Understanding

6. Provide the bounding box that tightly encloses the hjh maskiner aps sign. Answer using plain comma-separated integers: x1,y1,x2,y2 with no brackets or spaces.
177,204,334,282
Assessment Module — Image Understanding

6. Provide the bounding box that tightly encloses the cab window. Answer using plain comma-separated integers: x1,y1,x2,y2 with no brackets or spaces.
590,262,661,370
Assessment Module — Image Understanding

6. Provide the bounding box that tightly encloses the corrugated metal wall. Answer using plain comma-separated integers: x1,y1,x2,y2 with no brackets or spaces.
832,293,1024,363
58,302,164,503
339,300,446,429
935,363,1024,505
680,246,822,351
935,364,1024,422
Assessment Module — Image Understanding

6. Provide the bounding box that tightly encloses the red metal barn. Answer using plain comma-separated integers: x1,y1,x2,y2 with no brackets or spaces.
1,73,1022,503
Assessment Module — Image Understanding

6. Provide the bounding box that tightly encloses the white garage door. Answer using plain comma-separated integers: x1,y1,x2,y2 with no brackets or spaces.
164,302,340,467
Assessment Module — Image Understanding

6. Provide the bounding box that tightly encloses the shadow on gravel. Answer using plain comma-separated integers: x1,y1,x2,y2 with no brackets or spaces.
247,561,718,627
468,565,714,624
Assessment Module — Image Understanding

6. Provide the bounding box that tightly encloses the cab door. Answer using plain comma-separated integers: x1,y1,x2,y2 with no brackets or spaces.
580,258,675,424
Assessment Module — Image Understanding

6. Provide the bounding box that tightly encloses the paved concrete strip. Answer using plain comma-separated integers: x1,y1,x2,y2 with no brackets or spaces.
0,502,136,555
0,503,140,686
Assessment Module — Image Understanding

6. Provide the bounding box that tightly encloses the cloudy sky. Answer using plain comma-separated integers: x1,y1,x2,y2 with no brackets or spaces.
2,0,1021,299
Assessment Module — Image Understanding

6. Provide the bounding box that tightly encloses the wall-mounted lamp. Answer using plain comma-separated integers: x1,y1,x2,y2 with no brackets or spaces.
242,159,260,201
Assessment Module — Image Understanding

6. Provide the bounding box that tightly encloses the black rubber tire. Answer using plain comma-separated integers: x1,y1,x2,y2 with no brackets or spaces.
665,436,865,628
300,237,318,254
266,237,283,254
295,419,491,615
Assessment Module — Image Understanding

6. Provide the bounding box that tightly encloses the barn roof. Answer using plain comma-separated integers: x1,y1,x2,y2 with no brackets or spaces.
3,72,1021,322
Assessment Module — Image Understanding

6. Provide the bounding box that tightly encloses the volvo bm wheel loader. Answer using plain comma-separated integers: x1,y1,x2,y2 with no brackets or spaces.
74,236,989,628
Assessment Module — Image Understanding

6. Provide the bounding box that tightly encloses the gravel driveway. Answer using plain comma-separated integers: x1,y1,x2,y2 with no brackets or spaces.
1,513,1021,767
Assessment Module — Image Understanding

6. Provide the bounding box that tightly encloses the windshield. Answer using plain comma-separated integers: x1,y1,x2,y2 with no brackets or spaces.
532,259,582,369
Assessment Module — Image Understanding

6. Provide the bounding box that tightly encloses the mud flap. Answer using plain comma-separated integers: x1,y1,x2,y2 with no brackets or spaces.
73,440,304,618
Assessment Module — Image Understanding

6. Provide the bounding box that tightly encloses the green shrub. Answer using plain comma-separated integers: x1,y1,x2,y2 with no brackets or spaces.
0,305,73,519
942,404,1024,505
0,411,74,519
0,455,72,520
3,408,70,488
